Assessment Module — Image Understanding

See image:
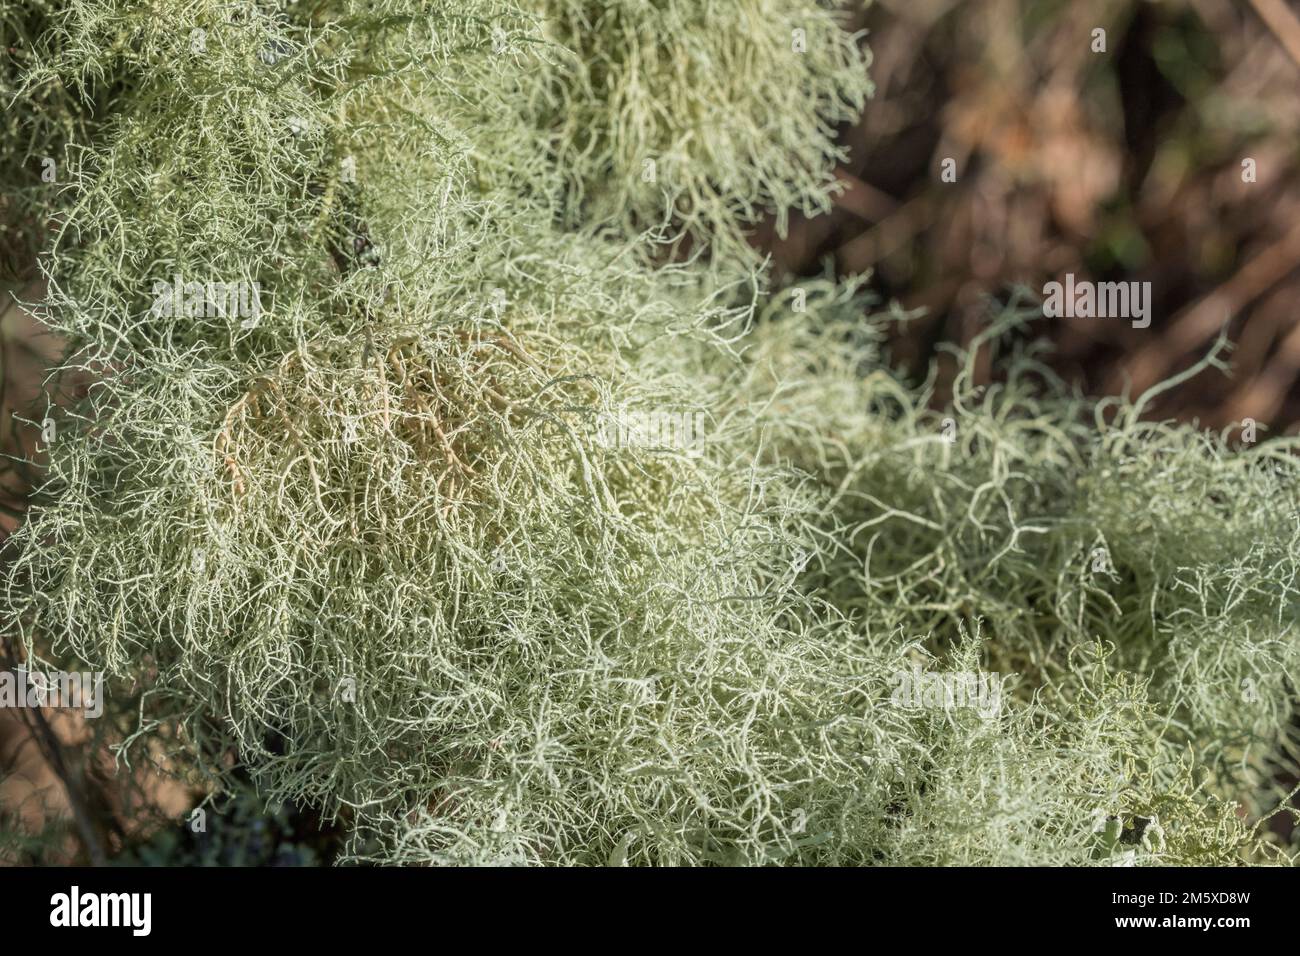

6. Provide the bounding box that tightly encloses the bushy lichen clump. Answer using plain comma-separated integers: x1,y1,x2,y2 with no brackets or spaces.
0,0,91,281
1,0,1297,865
515,0,872,254
736,288,1300,849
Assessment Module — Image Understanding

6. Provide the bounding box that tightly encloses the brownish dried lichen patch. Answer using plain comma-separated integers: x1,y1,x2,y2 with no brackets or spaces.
214,327,592,527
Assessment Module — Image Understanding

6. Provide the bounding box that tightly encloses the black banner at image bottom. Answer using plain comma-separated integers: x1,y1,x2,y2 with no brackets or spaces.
0,865,1274,943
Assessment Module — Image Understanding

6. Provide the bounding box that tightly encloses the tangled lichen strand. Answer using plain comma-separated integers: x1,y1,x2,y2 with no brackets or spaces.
216,330,564,514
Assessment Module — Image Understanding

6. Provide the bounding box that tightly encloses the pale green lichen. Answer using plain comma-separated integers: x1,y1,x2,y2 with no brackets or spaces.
2,0,1297,866
737,285,1300,854
512,0,873,257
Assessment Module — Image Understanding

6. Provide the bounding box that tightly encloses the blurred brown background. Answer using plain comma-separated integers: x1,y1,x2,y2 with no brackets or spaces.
759,0,1300,434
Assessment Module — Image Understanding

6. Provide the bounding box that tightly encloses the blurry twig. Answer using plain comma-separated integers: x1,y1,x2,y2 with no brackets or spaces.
0,634,109,865
837,195,937,273
831,167,900,223
1248,0,1300,70
1111,218,1300,398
